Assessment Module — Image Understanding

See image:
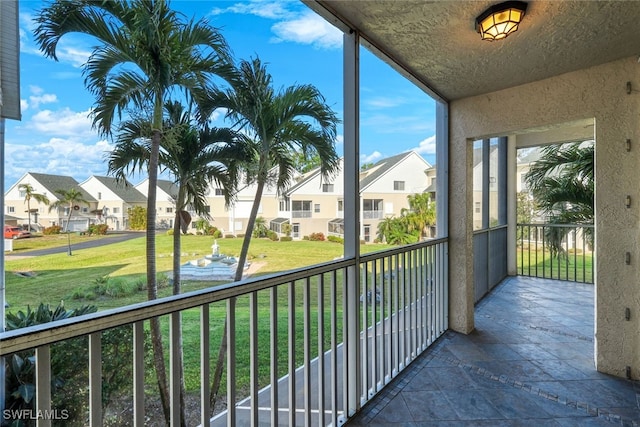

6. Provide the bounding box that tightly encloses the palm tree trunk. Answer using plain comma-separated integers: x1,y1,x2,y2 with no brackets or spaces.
210,177,266,410
148,126,171,425
26,197,31,233
66,205,73,256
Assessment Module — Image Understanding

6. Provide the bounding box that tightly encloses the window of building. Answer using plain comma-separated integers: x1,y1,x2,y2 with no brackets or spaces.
337,199,344,212
322,183,334,193
7,206,15,213
113,207,120,214
279,198,290,211
314,203,320,213
98,192,102,200
18,190,26,198
393,181,405,191
292,201,312,218
204,205,210,213
82,207,88,213
475,202,481,213
215,188,224,196
166,207,173,213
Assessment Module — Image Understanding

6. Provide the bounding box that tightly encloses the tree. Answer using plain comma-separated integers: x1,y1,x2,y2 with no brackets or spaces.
524,141,594,257
202,56,340,407
109,100,243,416
18,183,49,232
48,188,89,256
401,193,436,240
35,2,234,423
128,206,147,230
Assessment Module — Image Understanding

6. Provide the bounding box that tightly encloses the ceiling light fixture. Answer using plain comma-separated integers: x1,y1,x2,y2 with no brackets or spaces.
476,1,528,41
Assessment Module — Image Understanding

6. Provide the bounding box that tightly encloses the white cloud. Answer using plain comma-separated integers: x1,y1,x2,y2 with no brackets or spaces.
20,99,29,112
361,151,382,164
413,135,436,155
367,96,407,109
209,1,292,19
30,94,58,109
4,138,114,187
31,108,94,137
335,135,343,145
54,43,92,67
271,12,342,49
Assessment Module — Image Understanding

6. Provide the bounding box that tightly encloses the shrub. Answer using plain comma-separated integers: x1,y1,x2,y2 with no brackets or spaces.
213,229,222,238
309,232,325,241
327,235,344,244
280,236,293,242
224,234,235,238
43,225,62,235
4,303,137,425
303,235,310,240
205,226,218,236
166,229,174,235
88,223,109,235
267,230,279,241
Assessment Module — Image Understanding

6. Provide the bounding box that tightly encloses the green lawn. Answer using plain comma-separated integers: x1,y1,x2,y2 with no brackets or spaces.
516,245,594,283
7,232,120,252
5,235,392,398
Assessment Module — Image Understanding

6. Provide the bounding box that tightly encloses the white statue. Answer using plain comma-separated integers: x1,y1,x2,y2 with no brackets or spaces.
211,239,220,256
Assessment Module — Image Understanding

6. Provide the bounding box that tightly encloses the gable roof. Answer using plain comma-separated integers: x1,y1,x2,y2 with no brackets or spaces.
156,180,179,199
27,173,97,202
359,151,430,191
88,176,147,203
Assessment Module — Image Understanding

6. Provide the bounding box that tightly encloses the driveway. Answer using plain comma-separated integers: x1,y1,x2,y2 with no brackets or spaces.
4,231,146,258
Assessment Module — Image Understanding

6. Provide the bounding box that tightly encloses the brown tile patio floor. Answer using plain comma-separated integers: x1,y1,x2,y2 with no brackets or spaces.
347,276,640,426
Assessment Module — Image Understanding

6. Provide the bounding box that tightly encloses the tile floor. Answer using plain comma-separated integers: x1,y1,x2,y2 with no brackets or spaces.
347,276,640,426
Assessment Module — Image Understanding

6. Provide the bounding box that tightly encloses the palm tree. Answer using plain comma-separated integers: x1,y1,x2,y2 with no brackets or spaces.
109,100,243,295
48,189,89,256
35,2,234,423
401,193,436,240
524,142,594,256
202,57,340,406
108,100,243,418
18,183,49,232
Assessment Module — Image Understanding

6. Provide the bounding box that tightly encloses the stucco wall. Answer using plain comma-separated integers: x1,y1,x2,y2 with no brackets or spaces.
449,56,640,379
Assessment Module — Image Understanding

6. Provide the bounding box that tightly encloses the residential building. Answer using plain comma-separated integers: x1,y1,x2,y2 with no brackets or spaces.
79,176,147,231
135,178,178,229
3,2,640,423
4,172,98,231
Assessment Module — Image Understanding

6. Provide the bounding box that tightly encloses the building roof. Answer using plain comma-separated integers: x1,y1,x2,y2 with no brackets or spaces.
27,173,97,202
360,151,432,191
89,176,147,203
156,180,179,199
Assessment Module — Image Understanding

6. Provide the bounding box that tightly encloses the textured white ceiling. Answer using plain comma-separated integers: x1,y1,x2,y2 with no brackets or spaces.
310,1,640,101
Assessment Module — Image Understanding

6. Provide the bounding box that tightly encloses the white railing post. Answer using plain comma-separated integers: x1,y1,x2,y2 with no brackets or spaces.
343,28,361,417
200,305,210,427
35,345,51,427
133,321,145,427
89,332,102,426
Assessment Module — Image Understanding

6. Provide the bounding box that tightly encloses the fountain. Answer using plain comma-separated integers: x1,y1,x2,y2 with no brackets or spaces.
180,239,250,280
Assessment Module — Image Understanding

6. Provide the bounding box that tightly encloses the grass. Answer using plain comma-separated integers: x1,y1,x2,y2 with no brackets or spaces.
516,245,594,283
5,234,392,397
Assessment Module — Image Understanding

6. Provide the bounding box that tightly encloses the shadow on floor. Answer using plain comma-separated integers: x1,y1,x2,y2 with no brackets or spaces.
347,276,640,426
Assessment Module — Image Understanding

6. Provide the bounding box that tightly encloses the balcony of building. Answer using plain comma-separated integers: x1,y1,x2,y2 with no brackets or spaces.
3,0,640,425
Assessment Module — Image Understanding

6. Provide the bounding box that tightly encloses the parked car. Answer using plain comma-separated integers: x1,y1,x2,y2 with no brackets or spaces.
4,225,31,240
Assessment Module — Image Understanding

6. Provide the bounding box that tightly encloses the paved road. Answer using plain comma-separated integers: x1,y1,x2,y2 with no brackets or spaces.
4,231,146,257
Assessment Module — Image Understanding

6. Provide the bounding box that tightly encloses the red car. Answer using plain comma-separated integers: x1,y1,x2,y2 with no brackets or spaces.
4,225,31,240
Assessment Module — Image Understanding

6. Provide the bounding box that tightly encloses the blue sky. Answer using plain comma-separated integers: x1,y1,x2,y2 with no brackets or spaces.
5,0,436,190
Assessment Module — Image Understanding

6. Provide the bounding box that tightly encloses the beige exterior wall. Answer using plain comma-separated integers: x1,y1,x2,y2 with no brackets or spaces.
449,56,639,379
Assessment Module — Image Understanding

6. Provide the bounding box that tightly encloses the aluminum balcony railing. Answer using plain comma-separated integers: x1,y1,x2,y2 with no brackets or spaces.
517,223,594,284
0,238,448,426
